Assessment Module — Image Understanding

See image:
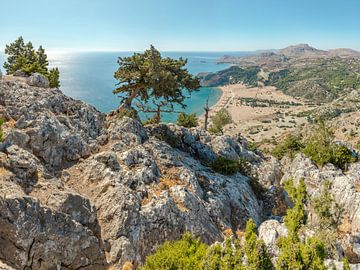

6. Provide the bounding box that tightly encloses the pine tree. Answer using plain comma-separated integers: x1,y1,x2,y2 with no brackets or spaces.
113,45,200,112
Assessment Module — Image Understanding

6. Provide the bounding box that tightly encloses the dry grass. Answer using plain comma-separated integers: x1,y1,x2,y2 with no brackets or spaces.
122,261,134,270
223,228,233,238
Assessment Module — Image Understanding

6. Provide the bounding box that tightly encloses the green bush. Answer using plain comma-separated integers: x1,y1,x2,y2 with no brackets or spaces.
211,156,240,175
245,219,274,270
277,179,326,270
271,134,303,160
4,37,60,88
209,109,232,134
177,112,198,128
0,118,4,142
151,124,179,148
117,106,138,120
139,233,207,270
311,180,344,257
302,122,357,170
202,239,244,270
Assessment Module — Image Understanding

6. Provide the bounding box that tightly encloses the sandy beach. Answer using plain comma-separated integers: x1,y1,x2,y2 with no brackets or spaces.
204,84,312,143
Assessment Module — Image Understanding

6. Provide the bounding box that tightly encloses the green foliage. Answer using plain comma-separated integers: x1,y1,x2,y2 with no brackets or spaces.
268,58,360,102
311,180,344,256
343,257,350,270
312,180,343,231
140,233,207,270
3,37,60,88
117,106,139,120
202,239,244,270
0,118,4,142
277,179,326,270
113,45,200,110
48,68,60,88
177,112,198,128
151,124,179,148
302,122,357,170
211,156,240,175
209,109,232,134
244,219,274,270
272,134,303,160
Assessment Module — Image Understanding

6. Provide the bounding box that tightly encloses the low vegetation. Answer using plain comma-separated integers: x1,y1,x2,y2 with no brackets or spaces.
177,112,198,128
272,122,357,170
211,156,240,175
4,36,60,88
0,118,4,142
140,179,331,270
310,180,344,257
209,109,232,134
267,58,360,102
272,134,303,160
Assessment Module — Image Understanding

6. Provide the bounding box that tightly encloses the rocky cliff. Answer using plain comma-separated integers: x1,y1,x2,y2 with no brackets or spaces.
0,77,273,269
1,76,360,269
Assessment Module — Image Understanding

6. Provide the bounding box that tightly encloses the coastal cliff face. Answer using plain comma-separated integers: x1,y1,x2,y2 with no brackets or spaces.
1,77,360,269
0,78,266,269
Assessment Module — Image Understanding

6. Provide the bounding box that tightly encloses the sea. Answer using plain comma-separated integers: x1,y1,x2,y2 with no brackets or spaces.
0,51,250,122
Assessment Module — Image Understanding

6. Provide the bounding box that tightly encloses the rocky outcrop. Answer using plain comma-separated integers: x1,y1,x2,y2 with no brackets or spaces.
0,79,266,269
282,153,360,262
26,73,49,88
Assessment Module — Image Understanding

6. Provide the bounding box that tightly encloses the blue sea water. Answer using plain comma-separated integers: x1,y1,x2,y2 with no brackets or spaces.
0,51,250,122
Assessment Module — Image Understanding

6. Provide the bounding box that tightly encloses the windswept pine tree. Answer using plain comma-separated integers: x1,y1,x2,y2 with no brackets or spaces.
113,45,200,122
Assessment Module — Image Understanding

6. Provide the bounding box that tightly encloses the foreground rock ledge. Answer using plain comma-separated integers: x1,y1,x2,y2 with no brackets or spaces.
0,79,267,269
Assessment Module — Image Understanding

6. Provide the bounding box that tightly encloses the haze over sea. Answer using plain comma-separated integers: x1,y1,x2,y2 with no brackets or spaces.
0,51,249,122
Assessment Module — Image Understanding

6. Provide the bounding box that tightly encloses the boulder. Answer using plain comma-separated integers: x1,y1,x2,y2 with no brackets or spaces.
13,70,28,77
26,73,49,88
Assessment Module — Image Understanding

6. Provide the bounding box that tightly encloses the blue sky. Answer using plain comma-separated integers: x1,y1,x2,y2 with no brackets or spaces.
0,0,359,52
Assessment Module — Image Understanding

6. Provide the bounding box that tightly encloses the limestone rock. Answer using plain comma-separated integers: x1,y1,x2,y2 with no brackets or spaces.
26,72,49,88
258,219,287,256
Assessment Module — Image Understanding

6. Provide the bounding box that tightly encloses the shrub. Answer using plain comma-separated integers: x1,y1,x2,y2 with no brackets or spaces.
201,238,244,270
271,134,303,160
139,233,207,270
209,109,232,134
4,37,60,88
245,219,274,270
117,106,138,120
48,67,60,88
302,122,357,170
177,112,198,128
0,118,4,142
343,257,350,270
211,156,239,175
277,179,326,270
151,124,179,148
311,180,344,256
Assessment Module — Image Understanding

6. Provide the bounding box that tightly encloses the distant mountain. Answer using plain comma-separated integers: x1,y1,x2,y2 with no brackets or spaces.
278,43,327,58
219,44,360,67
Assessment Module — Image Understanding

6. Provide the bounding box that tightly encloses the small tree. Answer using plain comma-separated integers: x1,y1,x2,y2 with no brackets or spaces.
140,233,207,270
113,45,200,112
177,112,198,128
277,179,326,270
209,109,232,134
202,239,244,270
3,37,60,88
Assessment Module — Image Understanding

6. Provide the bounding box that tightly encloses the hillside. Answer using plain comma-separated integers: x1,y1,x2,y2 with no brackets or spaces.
203,44,360,103
1,75,360,269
